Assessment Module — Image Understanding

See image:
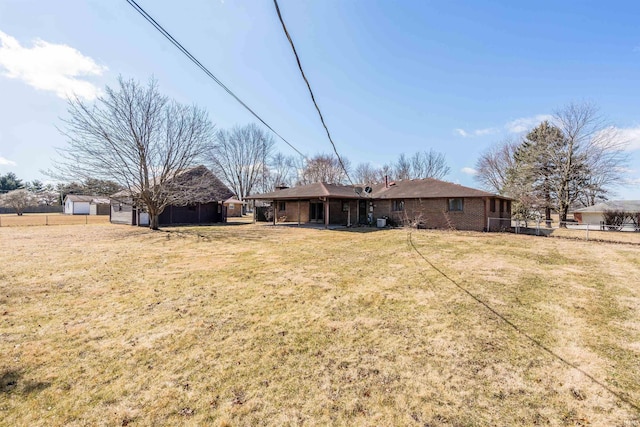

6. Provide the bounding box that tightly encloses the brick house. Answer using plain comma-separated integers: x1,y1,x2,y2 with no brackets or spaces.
248,178,512,231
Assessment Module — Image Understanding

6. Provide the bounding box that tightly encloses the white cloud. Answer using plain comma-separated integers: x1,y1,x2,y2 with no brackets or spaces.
461,167,477,175
454,128,469,137
615,126,640,151
454,127,497,138
0,156,16,166
504,114,554,133
0,30,106,100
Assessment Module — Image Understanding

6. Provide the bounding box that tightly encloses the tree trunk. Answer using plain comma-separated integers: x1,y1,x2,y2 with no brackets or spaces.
545,206,551,228
559,205,569,228
150,214,160,230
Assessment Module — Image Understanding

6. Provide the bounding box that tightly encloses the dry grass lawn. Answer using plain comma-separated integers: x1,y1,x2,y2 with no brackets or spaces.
1,222,639,426
0,213,109,227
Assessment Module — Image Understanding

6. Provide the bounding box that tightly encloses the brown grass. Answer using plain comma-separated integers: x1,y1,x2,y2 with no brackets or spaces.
0,213,109,227
1,223,640,426
550,227,640,245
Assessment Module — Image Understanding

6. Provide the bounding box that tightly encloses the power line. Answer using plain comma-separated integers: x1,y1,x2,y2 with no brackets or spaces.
125,0,307,160
407,230,640,413
273,0,354,186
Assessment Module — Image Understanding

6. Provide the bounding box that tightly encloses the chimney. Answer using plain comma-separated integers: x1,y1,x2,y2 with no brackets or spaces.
384,175,388,188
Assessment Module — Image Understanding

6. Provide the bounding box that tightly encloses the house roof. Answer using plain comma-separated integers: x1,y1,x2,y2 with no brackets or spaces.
574,200,640,213
370,178,503,199
248,179,508,200
249,182,363,200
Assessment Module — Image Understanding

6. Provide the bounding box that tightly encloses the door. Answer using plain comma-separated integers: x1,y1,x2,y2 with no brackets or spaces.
358,200,368,224
309,202,324,222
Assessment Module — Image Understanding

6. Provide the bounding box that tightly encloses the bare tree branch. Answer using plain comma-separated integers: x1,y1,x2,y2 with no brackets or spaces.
50,76,215,229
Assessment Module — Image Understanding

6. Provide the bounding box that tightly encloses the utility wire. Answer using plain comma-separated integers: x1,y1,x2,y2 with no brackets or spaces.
273,0,354,186
125,0,307,160
407,231,640,413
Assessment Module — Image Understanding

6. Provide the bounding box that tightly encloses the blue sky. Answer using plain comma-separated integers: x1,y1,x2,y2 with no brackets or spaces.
0,0,639,198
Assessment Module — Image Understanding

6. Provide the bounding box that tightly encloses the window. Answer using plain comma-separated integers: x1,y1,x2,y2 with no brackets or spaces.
228,203,235,210
392,200,404,211
490,198,496,212
448,198,463,212
278,201,286,211
342,201,349,212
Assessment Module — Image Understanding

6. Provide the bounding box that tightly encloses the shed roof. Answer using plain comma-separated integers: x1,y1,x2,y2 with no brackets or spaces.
109,165,233,204
64,195,94,203
224,197,246,205
90,197,110,205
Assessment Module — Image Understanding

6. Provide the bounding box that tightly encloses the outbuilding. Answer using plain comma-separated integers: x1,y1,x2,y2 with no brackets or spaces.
223,197,246,217
63,195,92,215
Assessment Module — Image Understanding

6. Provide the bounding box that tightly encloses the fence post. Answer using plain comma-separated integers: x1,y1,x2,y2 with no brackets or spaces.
586,223,589,241
85,215,88,225
46,215,48,226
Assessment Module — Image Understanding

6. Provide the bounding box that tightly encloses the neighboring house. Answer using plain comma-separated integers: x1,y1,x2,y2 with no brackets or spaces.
110,165,234,226
573,200,640,228
64,195,93,215
248,179,512,231
223,197,246,217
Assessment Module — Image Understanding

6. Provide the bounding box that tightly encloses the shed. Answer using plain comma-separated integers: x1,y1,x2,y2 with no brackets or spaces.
223,197,246,217
89,198,111,215
63,195,93,215
109,165,234,226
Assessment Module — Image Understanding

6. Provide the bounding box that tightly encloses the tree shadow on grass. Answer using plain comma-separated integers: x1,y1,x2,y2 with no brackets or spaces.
1,369,51,394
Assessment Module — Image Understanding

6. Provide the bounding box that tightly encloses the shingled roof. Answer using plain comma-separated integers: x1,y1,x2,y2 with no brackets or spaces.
574,200,640,213
371,178,502,199
249,179,508,200
64,195,95,203
110,165,234,204
249,182,361,200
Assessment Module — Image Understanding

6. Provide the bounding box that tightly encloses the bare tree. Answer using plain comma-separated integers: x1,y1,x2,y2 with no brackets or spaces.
353,162,380,184
209,123,274,200
265,152,296,190
474,139,519,194
53,76,214,230
393,150,450,181
553,102,628,221
0,189,35,215
410,150,450,180
394,154,412,180
297,154,350,185
375,163,394,183
36,185,60,206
